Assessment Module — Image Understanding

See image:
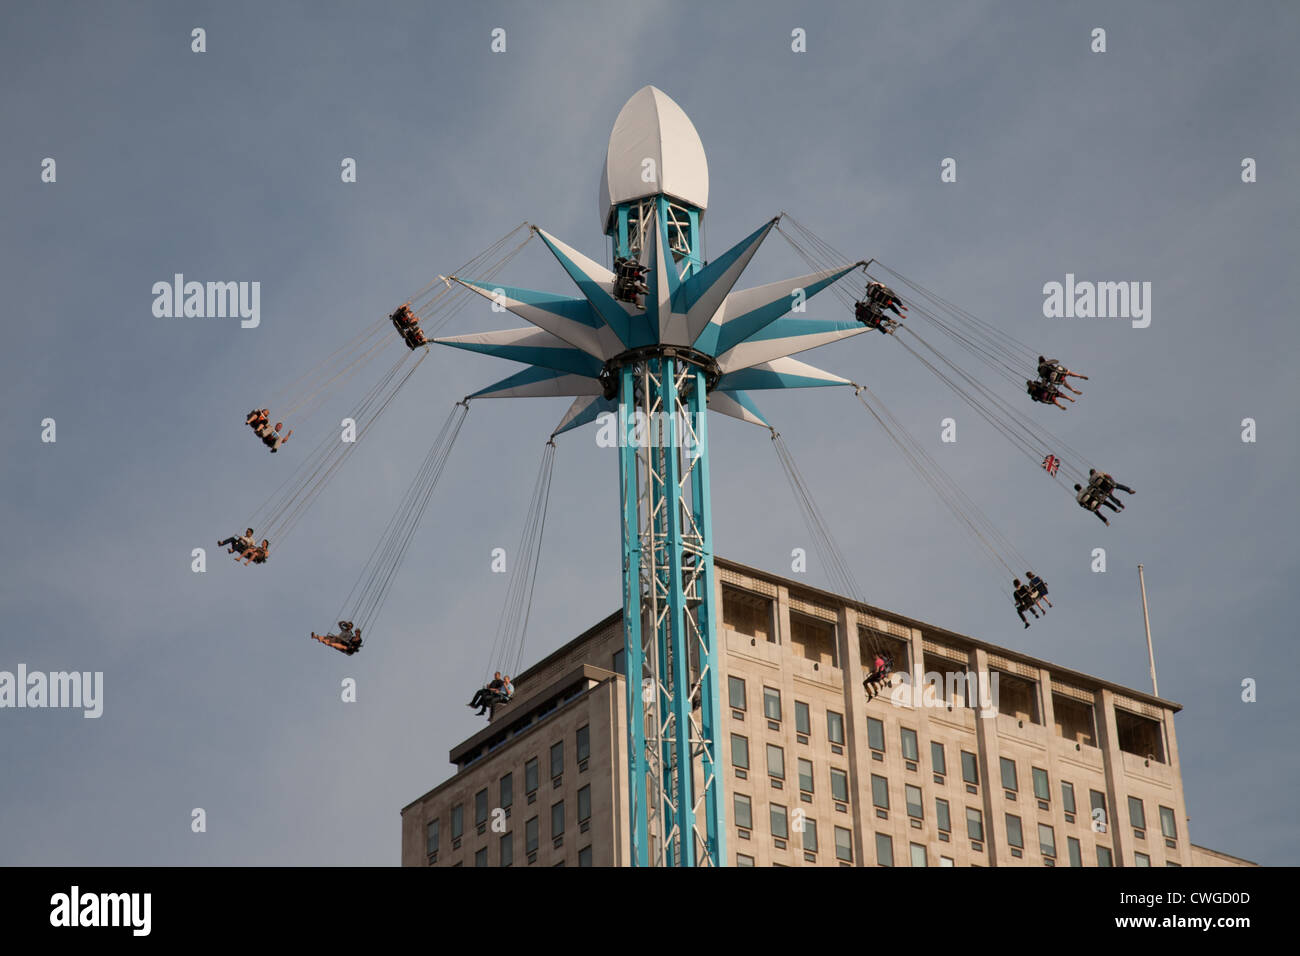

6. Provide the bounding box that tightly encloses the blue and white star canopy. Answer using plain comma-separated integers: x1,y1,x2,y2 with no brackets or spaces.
434,211,866,435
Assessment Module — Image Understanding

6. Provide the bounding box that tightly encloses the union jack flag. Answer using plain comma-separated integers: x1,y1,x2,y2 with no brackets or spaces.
1042,454,1060,476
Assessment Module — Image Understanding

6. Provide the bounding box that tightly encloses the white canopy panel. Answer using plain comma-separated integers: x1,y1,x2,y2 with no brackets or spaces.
599,86,709,231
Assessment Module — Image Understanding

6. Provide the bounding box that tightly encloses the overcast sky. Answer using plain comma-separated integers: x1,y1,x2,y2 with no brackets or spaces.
1,0,1296,866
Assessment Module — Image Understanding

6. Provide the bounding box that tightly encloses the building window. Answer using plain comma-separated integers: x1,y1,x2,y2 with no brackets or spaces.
935,798,951,833
900,727,919,762
450,804,464,840
1039,823,1056,858
1135,852,1151,867
1006,814,1024,849
577,785,591,823
905,784,924,820
1000,757,1018,793
910,843,927,867
474,788,489,829
1067,836,1082,867
1032,767,1050,801
830,768,848,803
1061,780,1076,815
875,833,894,866
790,611,838,667
767,744,785,781
734,793,752,830
1128,796,1147,831
966,807,984,842
731,734,749,770
795,700,811,736
940,856,955,867
931,741,946,776
500,832,513,867
871,774,889,810
1052,693,1096,746
722,585,774,641
728,676,746,710
576,725,590,765
1090,790,1108,832
763,687,782,722
827,710,845,746
924,653,970,706
1096,845,1113,867
475,847,487,867
612,648,625,675
550,741,564,781
771,803,789,840
500,773,513,810
551,800,565,839
835,826,853,862
1115,708,1166,763
737,853,755,867
1160,805,1178,839
525,758,538,797
961,750,979,786
867,717,885,753
578,845,593,867
803,818,819,853
798,758,814,794
425,819,439,856
994,671,1041,724
525,816,539,855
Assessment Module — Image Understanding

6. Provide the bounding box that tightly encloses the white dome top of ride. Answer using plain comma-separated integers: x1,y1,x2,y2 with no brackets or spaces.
599,86,709,232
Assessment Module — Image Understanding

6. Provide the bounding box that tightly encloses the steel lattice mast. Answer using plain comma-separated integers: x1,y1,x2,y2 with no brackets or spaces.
435,87,866,866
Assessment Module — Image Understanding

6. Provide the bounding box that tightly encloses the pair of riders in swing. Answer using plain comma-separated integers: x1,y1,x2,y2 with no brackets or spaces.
218,528,270,565
1013,572,1052,627
312,621,363,655
468,672,515,716
855,280,907,334
390,303,429,350
1074,468,1136,526
1027,357,1088,410
245,409,292,452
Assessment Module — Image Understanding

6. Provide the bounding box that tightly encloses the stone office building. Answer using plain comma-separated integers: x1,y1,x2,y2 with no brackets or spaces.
400,557,1255,868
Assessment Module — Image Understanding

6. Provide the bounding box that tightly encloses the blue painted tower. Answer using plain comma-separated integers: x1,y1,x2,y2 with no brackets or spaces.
436,86,866,865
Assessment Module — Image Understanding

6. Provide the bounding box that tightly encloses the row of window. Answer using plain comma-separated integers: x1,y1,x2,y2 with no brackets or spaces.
731,727,1179,841
877,819,1154,867
730,734,852,798
430,786,594,864
426,723,592,860
860,720,1181,844
728,719,1180,865
725,684,1170,836
727,678,847,745
733,792,856,862
468,835,596,867
731,790,1139,867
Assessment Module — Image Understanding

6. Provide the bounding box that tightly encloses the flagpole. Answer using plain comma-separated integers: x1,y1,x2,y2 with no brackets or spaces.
1138,564,1158,697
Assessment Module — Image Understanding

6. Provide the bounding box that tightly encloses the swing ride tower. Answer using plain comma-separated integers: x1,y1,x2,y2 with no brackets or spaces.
434,86,868,865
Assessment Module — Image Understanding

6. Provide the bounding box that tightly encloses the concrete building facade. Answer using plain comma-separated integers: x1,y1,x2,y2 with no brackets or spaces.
400,558,1255,867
